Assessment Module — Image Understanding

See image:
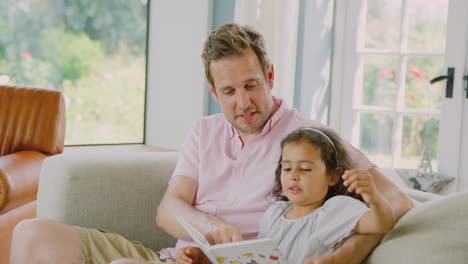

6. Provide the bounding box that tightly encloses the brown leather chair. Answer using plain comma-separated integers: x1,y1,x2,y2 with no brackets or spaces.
0,85,66,264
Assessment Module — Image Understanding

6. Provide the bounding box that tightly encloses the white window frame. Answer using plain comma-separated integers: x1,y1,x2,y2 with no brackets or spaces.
330,0,468,193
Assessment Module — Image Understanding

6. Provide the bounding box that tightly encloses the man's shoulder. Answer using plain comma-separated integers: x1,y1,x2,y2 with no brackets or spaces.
277,105,322,125
272,108,327,136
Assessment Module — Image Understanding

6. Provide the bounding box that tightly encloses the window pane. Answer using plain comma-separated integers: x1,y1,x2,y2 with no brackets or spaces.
0,0,148,145
359,112,394,167
362,56,398,107
407,0,448,51
401,116,439,170
405,57,444,110
365,0,401,49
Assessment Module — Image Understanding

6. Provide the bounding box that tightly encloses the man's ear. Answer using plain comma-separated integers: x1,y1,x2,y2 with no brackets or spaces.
208,84,219,104
267,64,275,89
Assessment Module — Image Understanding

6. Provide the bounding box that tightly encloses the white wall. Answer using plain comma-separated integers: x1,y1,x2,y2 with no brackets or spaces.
145,0,212,150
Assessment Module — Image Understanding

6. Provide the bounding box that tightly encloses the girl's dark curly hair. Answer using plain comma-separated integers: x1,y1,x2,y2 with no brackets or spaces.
272,127,364,203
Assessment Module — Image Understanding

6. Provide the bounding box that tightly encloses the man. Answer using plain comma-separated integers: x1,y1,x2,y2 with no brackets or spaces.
10,23,413,264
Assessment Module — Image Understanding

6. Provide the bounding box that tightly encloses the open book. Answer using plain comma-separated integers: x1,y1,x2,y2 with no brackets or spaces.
177,217,287,264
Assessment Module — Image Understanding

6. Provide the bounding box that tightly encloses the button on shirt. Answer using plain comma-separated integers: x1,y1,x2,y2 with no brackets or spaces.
159,97,374,260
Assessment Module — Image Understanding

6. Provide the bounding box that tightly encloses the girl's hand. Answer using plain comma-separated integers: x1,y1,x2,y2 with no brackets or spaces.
343,168,396,233
175,247,211,264
342,168,383,205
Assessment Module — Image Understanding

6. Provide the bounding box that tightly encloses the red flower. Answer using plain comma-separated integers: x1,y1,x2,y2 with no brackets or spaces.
90,73,101,80
409,93,416,101
20,51,31,59
379,68,393,79
408,65,425,80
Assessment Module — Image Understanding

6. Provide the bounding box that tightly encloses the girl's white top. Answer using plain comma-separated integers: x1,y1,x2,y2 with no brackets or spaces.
258,196,369,264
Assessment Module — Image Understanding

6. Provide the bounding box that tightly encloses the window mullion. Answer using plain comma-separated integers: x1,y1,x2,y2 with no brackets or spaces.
392,113,404,168
400,0,409,52
392,0,410,167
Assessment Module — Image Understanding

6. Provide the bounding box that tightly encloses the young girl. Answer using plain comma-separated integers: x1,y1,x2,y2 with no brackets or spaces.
176,127,397,264
257,127,396,263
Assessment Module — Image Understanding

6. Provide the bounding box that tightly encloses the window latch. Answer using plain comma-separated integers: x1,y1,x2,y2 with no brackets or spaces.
464,75,468,99
430,67,455,98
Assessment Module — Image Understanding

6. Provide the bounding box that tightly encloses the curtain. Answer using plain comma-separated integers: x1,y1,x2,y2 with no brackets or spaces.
234,0,300,107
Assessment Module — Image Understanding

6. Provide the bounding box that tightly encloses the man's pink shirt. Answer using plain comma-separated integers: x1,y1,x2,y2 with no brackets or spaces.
159,97,374,259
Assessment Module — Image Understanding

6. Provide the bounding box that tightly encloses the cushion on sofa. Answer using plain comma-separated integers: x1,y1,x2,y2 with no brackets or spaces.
37,152,179,251
364,191,468,264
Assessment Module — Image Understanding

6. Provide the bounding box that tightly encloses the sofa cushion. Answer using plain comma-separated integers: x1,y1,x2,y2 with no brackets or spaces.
364,191,468,264
37,152,179,252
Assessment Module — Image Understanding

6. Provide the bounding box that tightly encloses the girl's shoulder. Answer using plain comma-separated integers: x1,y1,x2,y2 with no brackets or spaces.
264,200,291,217
321,195,368,213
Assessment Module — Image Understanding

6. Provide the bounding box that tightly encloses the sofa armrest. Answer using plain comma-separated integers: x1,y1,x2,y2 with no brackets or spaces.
37,151,179,251
364,191,468,264
378,167,440,204
400,187,440,203
0,151,46,213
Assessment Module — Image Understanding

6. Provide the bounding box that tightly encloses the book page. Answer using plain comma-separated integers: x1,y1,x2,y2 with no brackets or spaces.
210,238,287,264
176,217,287,264
176,217,211,250
176,217,219,264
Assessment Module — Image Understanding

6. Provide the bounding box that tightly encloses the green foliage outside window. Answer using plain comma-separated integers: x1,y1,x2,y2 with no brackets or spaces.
0,0,148,145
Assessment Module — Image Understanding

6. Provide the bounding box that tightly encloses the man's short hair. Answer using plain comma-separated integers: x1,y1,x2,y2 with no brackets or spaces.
201,23,270,89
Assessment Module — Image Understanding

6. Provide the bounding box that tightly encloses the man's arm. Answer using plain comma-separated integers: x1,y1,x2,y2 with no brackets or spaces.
155,175,243,243
368,167,414,219
307,233,383,264
324,234,383,264
156,175,201,239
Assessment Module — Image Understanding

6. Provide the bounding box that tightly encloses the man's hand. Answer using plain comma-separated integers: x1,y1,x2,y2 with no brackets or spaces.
204,221,243,245
176,247,211,264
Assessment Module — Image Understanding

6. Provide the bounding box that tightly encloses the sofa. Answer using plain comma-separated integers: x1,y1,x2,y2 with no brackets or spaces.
0,85,66,264
36,151,468,263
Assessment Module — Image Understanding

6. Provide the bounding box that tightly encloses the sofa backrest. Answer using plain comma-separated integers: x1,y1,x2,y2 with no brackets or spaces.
37,151,179,251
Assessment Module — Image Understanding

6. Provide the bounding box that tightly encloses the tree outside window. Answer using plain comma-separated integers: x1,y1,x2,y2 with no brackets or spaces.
0,0,148,145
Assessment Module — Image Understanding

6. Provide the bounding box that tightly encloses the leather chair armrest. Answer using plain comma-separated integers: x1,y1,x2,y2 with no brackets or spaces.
0,151,47,213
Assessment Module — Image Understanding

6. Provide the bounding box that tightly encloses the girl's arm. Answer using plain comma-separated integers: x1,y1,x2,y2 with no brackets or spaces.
342,169,397,234
367,167,414,221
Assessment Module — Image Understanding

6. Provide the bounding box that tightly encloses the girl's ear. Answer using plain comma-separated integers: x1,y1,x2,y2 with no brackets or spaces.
328,175,339,186
328,167,343,186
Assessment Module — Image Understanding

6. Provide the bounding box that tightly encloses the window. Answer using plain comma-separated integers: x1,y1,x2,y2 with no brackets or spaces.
334,0,468,193
334,0,450,169
0,0,148,145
